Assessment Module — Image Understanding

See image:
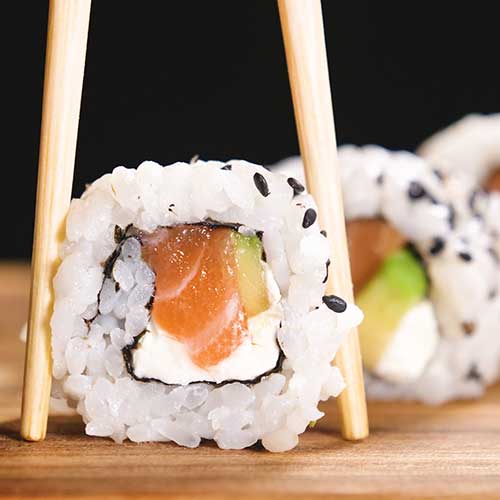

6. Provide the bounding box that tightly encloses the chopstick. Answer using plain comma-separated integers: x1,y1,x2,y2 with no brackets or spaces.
277,0,369,440
21,0,92,441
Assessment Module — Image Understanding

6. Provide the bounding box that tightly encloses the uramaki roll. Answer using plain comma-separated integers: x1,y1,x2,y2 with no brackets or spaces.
50,159,362,451
273,146,500,404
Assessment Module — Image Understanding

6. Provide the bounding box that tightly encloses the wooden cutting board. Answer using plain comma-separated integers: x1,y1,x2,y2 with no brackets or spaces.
1,263,499,499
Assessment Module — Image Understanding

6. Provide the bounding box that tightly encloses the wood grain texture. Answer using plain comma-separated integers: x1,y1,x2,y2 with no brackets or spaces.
1,263,500,499
277,0,368,440
21,0,92,442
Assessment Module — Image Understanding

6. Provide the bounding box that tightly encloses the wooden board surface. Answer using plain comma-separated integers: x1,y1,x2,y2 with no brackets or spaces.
1,263,499,499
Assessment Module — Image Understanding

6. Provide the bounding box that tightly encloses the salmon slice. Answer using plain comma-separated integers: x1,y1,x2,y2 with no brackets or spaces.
485,168,500,192
347,218,407,293
141,225,248,368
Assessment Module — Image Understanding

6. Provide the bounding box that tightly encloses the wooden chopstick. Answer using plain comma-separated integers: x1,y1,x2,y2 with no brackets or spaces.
20,0,92,441
277,0,369,440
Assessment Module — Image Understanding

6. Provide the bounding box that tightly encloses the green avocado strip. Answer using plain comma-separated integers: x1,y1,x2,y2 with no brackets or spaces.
356,248,428,370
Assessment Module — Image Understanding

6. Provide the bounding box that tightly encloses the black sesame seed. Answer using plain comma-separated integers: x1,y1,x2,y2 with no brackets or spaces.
426,193,439,205
322,294,347,313
302,208,317,228
253,172,270,197
115,281,120,293
466,363,482,381
461,321,476,335
448,204,456,229
287,177,305,196
408,181,426,200
429,237,445,256
323,259,331,284
458,251,472,262
468,190,479,213
320,230,327,238
221,164,232,171
432,169,445,182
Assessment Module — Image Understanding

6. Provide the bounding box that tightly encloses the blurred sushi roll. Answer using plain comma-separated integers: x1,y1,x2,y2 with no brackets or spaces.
50,159,362,452
273,146,500,403
418,114,500,233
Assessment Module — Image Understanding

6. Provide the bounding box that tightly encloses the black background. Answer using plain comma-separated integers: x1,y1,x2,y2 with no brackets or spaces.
5,1,499,259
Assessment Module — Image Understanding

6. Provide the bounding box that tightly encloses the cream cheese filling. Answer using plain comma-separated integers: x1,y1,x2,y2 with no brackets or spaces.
373,300,439,384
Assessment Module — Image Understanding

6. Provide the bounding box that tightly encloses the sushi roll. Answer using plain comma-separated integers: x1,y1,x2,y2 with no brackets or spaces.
273,146,500,403
50,159,362,451
418,113,500,247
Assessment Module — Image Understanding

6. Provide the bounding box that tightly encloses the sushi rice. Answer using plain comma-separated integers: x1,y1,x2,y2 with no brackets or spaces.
50,159,362,452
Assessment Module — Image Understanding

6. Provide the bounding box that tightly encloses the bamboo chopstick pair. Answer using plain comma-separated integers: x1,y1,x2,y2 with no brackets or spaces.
21,0,369,443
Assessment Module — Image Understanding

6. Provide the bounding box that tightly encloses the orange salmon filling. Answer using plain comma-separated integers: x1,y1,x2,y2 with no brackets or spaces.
484,168,500,192
141,225,248,369
347,218,406,293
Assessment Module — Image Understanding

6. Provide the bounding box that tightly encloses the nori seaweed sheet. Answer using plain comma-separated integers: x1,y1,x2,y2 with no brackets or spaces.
123,331,286,388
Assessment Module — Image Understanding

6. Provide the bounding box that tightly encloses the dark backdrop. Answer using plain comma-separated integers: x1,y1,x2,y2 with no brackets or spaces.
5,1,499,259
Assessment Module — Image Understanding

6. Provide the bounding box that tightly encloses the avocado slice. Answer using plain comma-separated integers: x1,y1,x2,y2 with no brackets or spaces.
233,232,270,317
356,248,428,371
